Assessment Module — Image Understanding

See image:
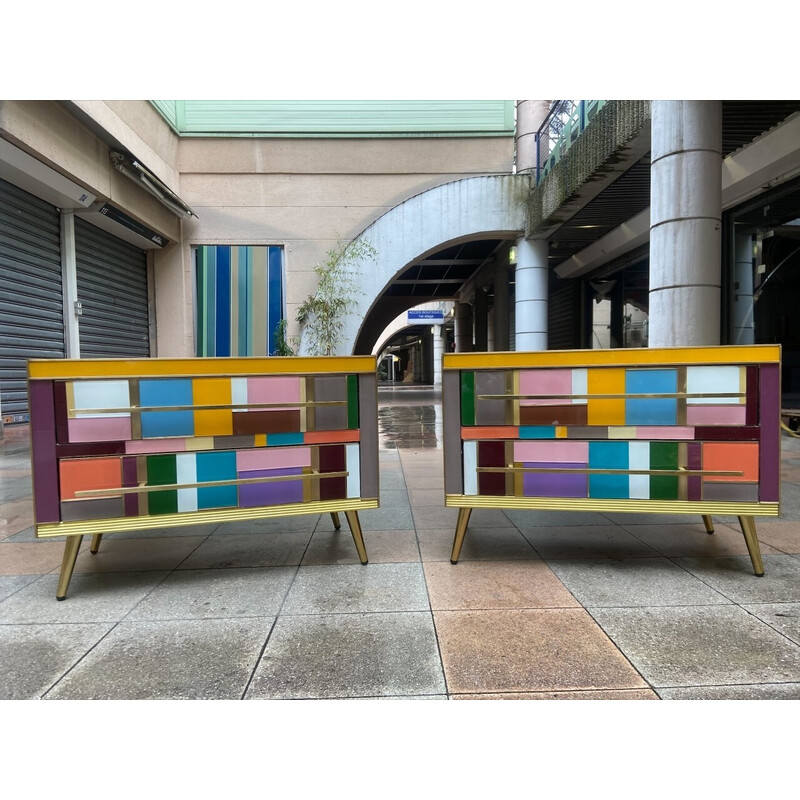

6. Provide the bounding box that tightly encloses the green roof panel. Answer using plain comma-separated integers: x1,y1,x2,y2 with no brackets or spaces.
150,100,514,138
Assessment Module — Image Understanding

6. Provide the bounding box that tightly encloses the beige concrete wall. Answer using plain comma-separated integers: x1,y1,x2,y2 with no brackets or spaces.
0,100,181,242
2,99,515,357
177,135,514,348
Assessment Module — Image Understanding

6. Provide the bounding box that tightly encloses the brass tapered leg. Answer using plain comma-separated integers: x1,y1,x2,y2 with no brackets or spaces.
344,510,368,564
738,515,765,577
56,535,84,600
702,515,714,534
90,533,103,553
330,512,341,530
450,508,473,564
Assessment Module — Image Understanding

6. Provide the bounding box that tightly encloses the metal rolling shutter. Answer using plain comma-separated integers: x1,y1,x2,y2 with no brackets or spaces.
0,178,64,421
75,217,150,357
548,274,582,350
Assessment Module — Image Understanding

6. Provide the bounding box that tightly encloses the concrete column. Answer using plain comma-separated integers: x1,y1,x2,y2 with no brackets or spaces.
514,238,548,351
454,302,473,352
432,325,444,388
649,101,722,346
154,242,193,356
732,234,755,344
60,210,80,358
515,100,551,174
493,257,510,351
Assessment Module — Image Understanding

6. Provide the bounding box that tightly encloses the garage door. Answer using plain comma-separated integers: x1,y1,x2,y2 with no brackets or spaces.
0,177,64,422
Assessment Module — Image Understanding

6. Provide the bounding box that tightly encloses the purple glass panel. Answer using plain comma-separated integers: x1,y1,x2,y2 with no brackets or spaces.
522,461,588,498
746,366,758,426
694,426,760,441
54,381,69,444
239,468,304,507
123,457,139,516
759,364,781,502
29,381,60,524
687,442,702,501
57,442,126,458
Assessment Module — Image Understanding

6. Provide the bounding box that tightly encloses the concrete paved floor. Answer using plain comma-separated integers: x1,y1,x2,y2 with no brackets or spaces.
2,386,800,700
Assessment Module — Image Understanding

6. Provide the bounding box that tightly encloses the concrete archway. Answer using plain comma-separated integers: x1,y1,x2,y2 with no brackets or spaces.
299,174,530,355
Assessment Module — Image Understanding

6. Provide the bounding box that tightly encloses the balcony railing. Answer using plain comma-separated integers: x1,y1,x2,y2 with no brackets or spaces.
535,100,606,185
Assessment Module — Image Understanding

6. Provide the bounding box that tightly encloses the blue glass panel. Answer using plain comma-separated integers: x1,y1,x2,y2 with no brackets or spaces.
196,451,238,509
215,246,231,357
588,440,629,498
268,246,283,356
625,369,677,425
267,432,304,446
519,426,557,439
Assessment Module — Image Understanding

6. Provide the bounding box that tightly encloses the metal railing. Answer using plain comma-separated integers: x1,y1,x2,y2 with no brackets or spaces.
535,100,606,185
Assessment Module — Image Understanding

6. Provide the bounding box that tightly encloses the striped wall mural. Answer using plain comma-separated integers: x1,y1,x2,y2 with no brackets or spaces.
195,246,285,357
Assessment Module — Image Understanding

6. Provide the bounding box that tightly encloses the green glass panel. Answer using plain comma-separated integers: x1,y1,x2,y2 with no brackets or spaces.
147,454,178,515
347,374,359,430
650,442,679,500
461,372,475,426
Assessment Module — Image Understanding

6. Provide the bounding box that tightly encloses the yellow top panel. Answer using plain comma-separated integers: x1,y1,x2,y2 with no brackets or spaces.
28,355,377,380
443,345,781,371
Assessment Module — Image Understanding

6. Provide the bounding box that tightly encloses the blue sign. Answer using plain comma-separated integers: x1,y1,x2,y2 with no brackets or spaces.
408,310,444,323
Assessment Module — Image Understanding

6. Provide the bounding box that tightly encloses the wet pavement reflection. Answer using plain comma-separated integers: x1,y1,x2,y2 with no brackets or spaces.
377,387,443,449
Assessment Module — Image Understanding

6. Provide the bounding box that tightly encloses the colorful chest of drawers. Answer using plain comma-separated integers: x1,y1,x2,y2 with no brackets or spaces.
442,345,782,576
28,356,379,599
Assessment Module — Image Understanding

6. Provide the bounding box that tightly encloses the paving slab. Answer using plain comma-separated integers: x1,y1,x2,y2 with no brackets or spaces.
0,571,170,623
675,554,800,603
452,689,659,700
45,617,273,700
658,683,800,700
72,536,207,573
504,509,612,528
619,523,782,558
125,567,296,621
590,605,800,688
434,608,648,695
520,526,661,559
282,563,430,614
0,622,113,699
417,527,539,562
546,557,732,607
245,612,445,699
424,560,579,610
0,574,39,602
357,505,414,530
213,516,319,535
177,532,311,569
302,529,420,565
741,602,800,646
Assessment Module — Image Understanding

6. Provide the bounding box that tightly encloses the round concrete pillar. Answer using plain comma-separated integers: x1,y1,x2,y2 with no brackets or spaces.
649,101,722,346
432,325,444,387
515,100,551,174
514,237,548,351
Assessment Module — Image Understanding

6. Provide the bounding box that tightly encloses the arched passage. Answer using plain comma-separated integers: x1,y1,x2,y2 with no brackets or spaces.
298,174,530,355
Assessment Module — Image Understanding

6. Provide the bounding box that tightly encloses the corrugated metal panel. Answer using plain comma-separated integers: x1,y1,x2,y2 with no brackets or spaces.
75,217,150,357
150,100,178,130
153,100,515,137
0,177,64,420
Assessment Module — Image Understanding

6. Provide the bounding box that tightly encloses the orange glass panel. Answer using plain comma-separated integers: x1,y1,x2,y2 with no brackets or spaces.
59,457,123,500
703,442,759,483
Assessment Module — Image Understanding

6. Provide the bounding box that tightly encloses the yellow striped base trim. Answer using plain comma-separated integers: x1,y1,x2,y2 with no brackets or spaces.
444,494,779,516
35,498,379,539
